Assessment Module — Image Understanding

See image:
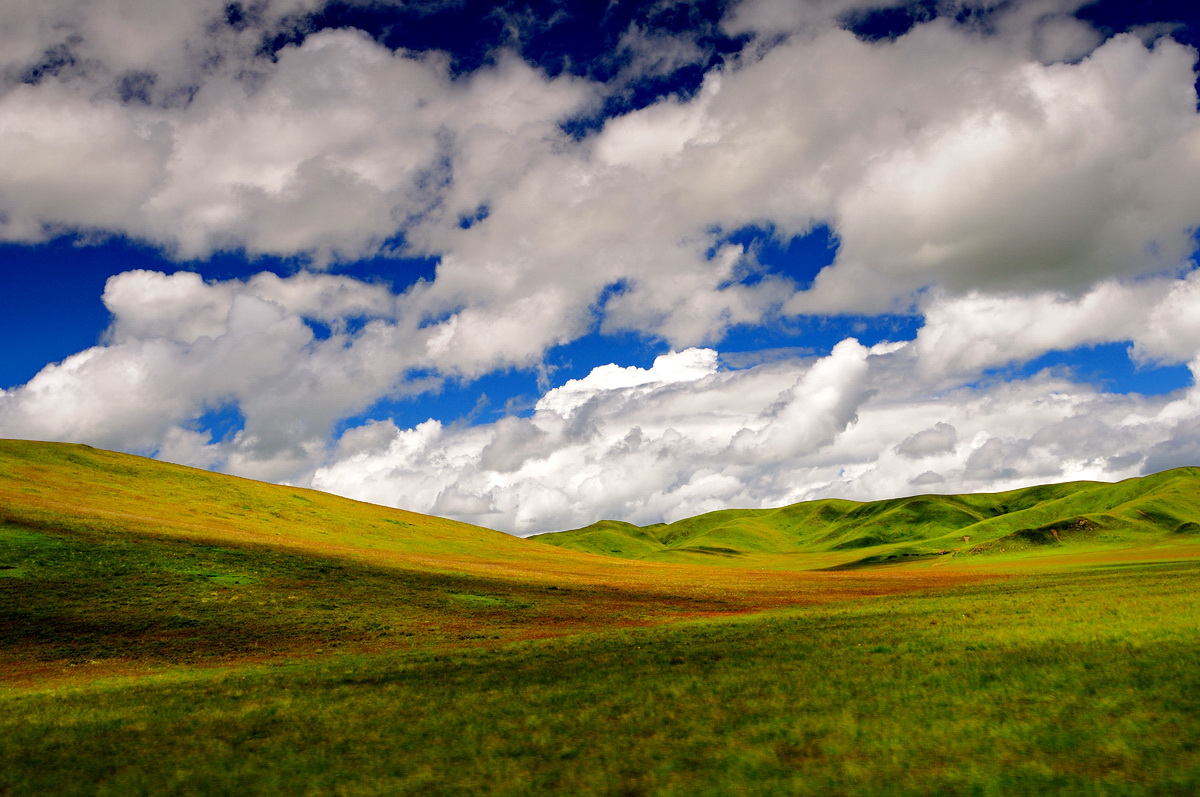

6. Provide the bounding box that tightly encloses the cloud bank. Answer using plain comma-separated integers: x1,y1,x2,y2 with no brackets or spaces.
2,0,1199,532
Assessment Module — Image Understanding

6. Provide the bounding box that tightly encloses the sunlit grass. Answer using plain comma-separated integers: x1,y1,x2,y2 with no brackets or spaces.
3,439,1200,795
536,466,1200,566
3,561,1197,796
0,441,976,684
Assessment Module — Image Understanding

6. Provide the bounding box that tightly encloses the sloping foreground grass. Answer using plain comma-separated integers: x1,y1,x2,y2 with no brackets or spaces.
534,467,1200,566
1,518,940,685
2,559,1197,796
0,440,972,683
4,439,1198,793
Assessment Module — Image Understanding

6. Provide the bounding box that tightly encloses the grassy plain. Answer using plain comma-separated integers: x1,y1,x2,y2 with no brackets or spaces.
2,440,1199,795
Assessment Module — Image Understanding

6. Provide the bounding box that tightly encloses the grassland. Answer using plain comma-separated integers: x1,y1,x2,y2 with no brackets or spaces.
2,440,1199,795
0,440,956,684
533,467,1200,568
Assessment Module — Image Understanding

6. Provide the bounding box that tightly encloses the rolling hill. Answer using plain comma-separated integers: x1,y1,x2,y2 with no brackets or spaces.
1,439,954,683
531,467,1200,566
4,440,1200,794
0,438,555,567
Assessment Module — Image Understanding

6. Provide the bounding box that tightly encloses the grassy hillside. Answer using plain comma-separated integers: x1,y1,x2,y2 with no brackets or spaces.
0,439,564,567
0,440,964,683
533,468,1200,566
4,440,1200,794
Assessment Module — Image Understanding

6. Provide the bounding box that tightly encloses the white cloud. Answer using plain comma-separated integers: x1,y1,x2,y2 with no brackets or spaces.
909,270,1200,386
309,344,874,531
613,23,708,81
536,348,719,417
8,6,1197,344
305,338,1200,535
788,32,1200,312
721,0,902,38
910,470,946,487
3,4,1200,531
1029,13,1103,64
4,6,1199,360
914,280,1167,380
0,268,428,479
895,422,958,458
4,262,1198,531
728,338,871,462
1132,269,1200,365
0,21,596,262
408,19,1200,354
101,269,396,345
0,1,310,94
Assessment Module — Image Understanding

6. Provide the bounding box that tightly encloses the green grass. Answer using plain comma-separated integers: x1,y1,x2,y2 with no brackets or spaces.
4,439,1200,795
2,560,1197,796
3,518,839,680
533,467,1200,566
0,520,551,667
0,439,559,566
2,441,963,683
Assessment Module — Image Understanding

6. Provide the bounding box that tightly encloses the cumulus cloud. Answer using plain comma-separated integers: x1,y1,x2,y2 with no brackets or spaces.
913,280,1166,380
0,19,596,262
909,270,1200,385
895,422,958,458
101,269,396,345
910,470,946,487
305,340,1199,534
6,4,1199,338
4,263,1199,530
310,343,881,531
1143,402,1200,474
1132,270,1200,365
728,338,871,463
721,0,902,38
3,2,1200,531
410,17,1200,354
613,23,709,81
536,348,720,417
0,268,426,479
0,0,316,95
787,32,1200,312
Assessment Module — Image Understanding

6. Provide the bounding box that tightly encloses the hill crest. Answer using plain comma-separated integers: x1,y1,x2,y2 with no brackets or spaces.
530,467,1200,565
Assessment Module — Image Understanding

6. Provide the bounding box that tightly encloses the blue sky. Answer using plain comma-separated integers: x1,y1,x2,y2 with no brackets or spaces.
3,0,1200,534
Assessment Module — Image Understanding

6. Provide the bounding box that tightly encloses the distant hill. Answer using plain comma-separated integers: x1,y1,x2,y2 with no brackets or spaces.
4,438,1197,578
531,468,1200,566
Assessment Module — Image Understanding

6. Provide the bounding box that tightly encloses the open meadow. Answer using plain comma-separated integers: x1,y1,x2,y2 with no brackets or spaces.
2,440,1199,795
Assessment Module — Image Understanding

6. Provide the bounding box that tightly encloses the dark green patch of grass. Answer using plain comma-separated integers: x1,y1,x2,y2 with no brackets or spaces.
822,548,949,570
0,521,672,668
0,515,787,676
2,561,1197,796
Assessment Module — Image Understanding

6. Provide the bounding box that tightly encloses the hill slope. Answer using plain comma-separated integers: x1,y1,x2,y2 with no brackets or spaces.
0,439,550,566
3,440,1199,794
532,468,1200,565
2,440,958,682
0,439,611,679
